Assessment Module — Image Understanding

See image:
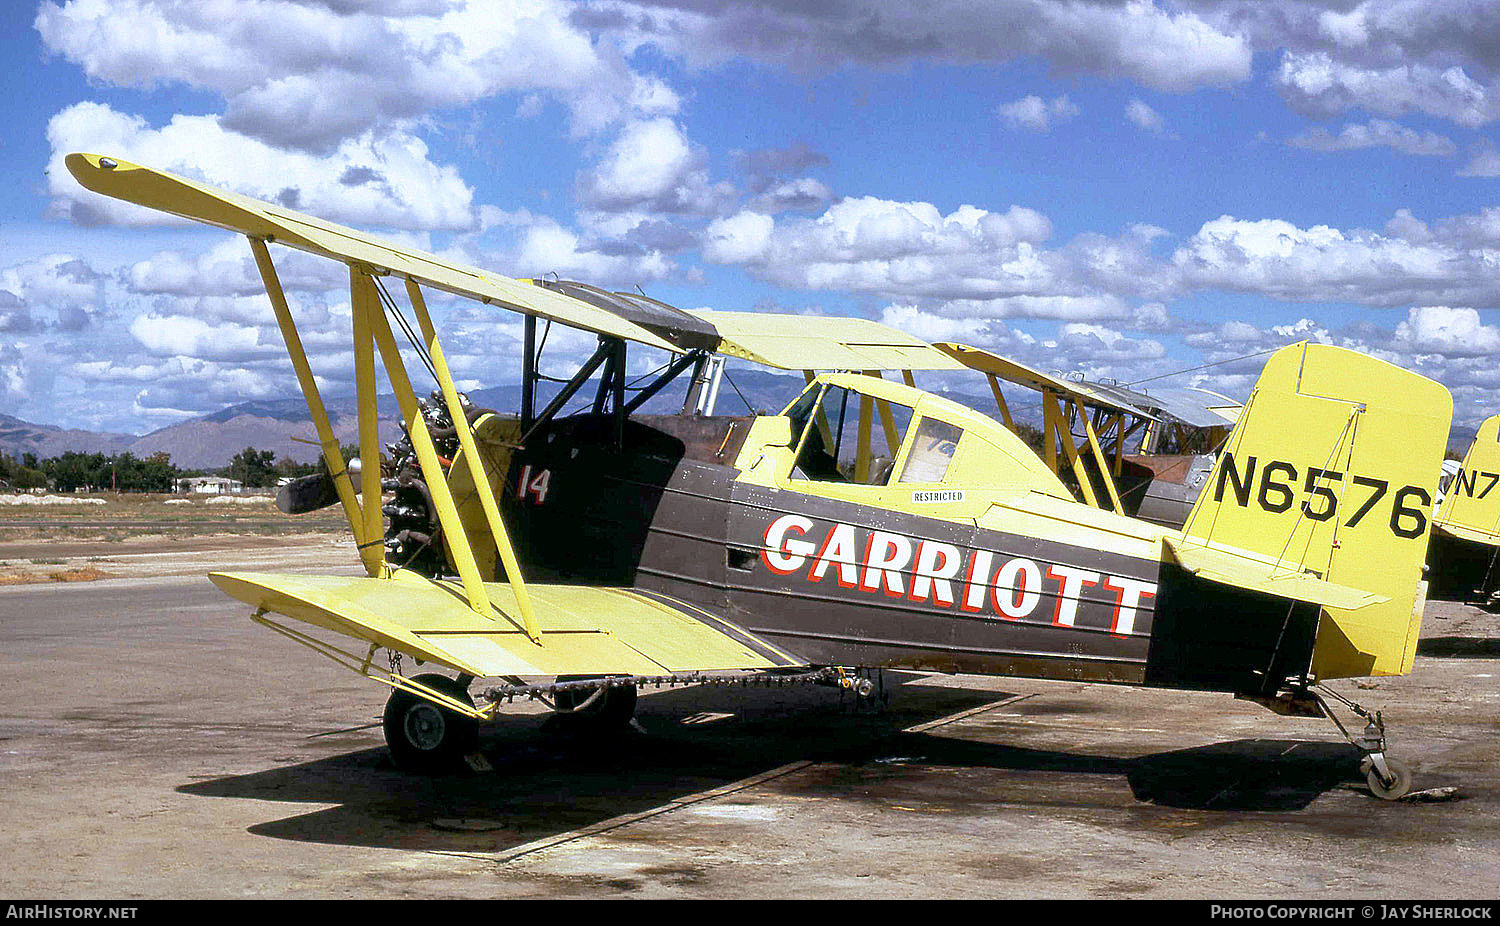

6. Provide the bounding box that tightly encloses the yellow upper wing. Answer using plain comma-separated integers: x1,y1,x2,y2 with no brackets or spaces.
697,310,968,371
933,341,1150,418
65,153,678,352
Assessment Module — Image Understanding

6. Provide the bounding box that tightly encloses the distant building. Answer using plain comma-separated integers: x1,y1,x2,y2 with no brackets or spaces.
175,476,245,494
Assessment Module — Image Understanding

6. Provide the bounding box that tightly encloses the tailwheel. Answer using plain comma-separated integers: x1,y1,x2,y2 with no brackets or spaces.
382,673,479,774
549,675,638,730
1314,685,1414,801
1364,756,1414,801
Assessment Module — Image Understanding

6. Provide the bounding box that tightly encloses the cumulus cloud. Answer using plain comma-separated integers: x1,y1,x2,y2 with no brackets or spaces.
579,1,1500,132
699,195,1198,327
0,341,36,409
1394,305,1500,356
586,0,1251,92
125,237,344,298
1295,0,1500,78
702,211,775,265
0,253,111,339
36,0,676,150
1275,51,1498,127
48,102,476,230
702,196,1061,300
578,116,734,215
469,208,677,286
1287,119,1456,157
704,192,1500,349
746,178,833,215
127,314,275,361
877,304,1175,390
1458,142,1500,177
879,304,992,344
997,94,1079,132
1124,98,1166,133
0,292,33,334
1171,214,1500,308
729,142,832,213
1,253,103,311
1054,322,1167,364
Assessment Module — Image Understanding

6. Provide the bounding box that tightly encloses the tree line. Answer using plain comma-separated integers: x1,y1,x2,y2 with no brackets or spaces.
0,445,347,493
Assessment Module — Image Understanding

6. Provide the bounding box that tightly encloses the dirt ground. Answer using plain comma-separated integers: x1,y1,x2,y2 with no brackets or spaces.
0,530,1497,899
0,492,348,583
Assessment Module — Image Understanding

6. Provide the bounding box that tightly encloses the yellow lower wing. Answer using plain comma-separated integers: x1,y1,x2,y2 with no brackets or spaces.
210,570,803,678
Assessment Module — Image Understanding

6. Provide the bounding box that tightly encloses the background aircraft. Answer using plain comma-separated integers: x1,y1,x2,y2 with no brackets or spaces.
929,342,1239,528
1429,415,1500,606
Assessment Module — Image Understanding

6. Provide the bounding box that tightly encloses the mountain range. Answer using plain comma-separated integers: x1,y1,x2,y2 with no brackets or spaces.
3,371,1480,470
0,370,815,470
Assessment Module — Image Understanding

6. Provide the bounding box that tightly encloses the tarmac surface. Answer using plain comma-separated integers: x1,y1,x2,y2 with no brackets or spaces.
1,552,1498,899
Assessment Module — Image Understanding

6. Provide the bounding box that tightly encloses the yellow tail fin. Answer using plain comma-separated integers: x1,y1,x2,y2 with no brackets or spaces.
1434,414,1500,546
1180,343,1451,679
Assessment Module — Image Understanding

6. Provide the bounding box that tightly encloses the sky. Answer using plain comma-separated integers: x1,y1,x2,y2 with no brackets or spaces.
3,0,1500,436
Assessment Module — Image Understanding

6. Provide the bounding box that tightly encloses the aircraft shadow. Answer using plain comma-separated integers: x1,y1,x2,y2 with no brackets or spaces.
178,681,1367,853
1417,636,1500,658
1127,739,1360,810
179,679,997,853
799,733,1361,814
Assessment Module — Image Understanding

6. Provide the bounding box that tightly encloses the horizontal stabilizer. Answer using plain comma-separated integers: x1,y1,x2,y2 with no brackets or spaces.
1435,521,1500,546
1161,537,1386,611
210,570,804,678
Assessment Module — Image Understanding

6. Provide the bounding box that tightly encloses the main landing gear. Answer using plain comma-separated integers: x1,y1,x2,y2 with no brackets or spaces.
376,667,876,774
380,673,642,773
382,673,479,774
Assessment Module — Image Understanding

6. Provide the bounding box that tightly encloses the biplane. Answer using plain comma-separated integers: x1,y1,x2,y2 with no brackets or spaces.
926,343,1240,529
68,153,1452,799
1428,415,1500,605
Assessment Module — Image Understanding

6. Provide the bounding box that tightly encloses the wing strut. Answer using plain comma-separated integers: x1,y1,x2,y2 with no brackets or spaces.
1078,399,1124,514
351,268,385,557
353,267,540,640
249,237,384,577
404,277,541,643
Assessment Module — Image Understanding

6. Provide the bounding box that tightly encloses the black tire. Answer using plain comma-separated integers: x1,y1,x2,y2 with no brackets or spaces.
1365,757,1413,801
551,675,637,729
382,673,479,774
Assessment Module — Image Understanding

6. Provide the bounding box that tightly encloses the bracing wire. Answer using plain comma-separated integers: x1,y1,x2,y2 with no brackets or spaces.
1125,345,1282,388
721,369,756,414
1271,407,1359,576
625,359,673,392
372,276,441,386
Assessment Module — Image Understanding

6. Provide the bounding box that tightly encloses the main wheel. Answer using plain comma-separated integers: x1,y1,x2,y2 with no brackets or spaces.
1365,757,1413,801
551,675,637,729
382,673,479,774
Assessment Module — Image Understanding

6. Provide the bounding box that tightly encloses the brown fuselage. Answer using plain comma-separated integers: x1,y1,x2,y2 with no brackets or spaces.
496,413,1318,698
